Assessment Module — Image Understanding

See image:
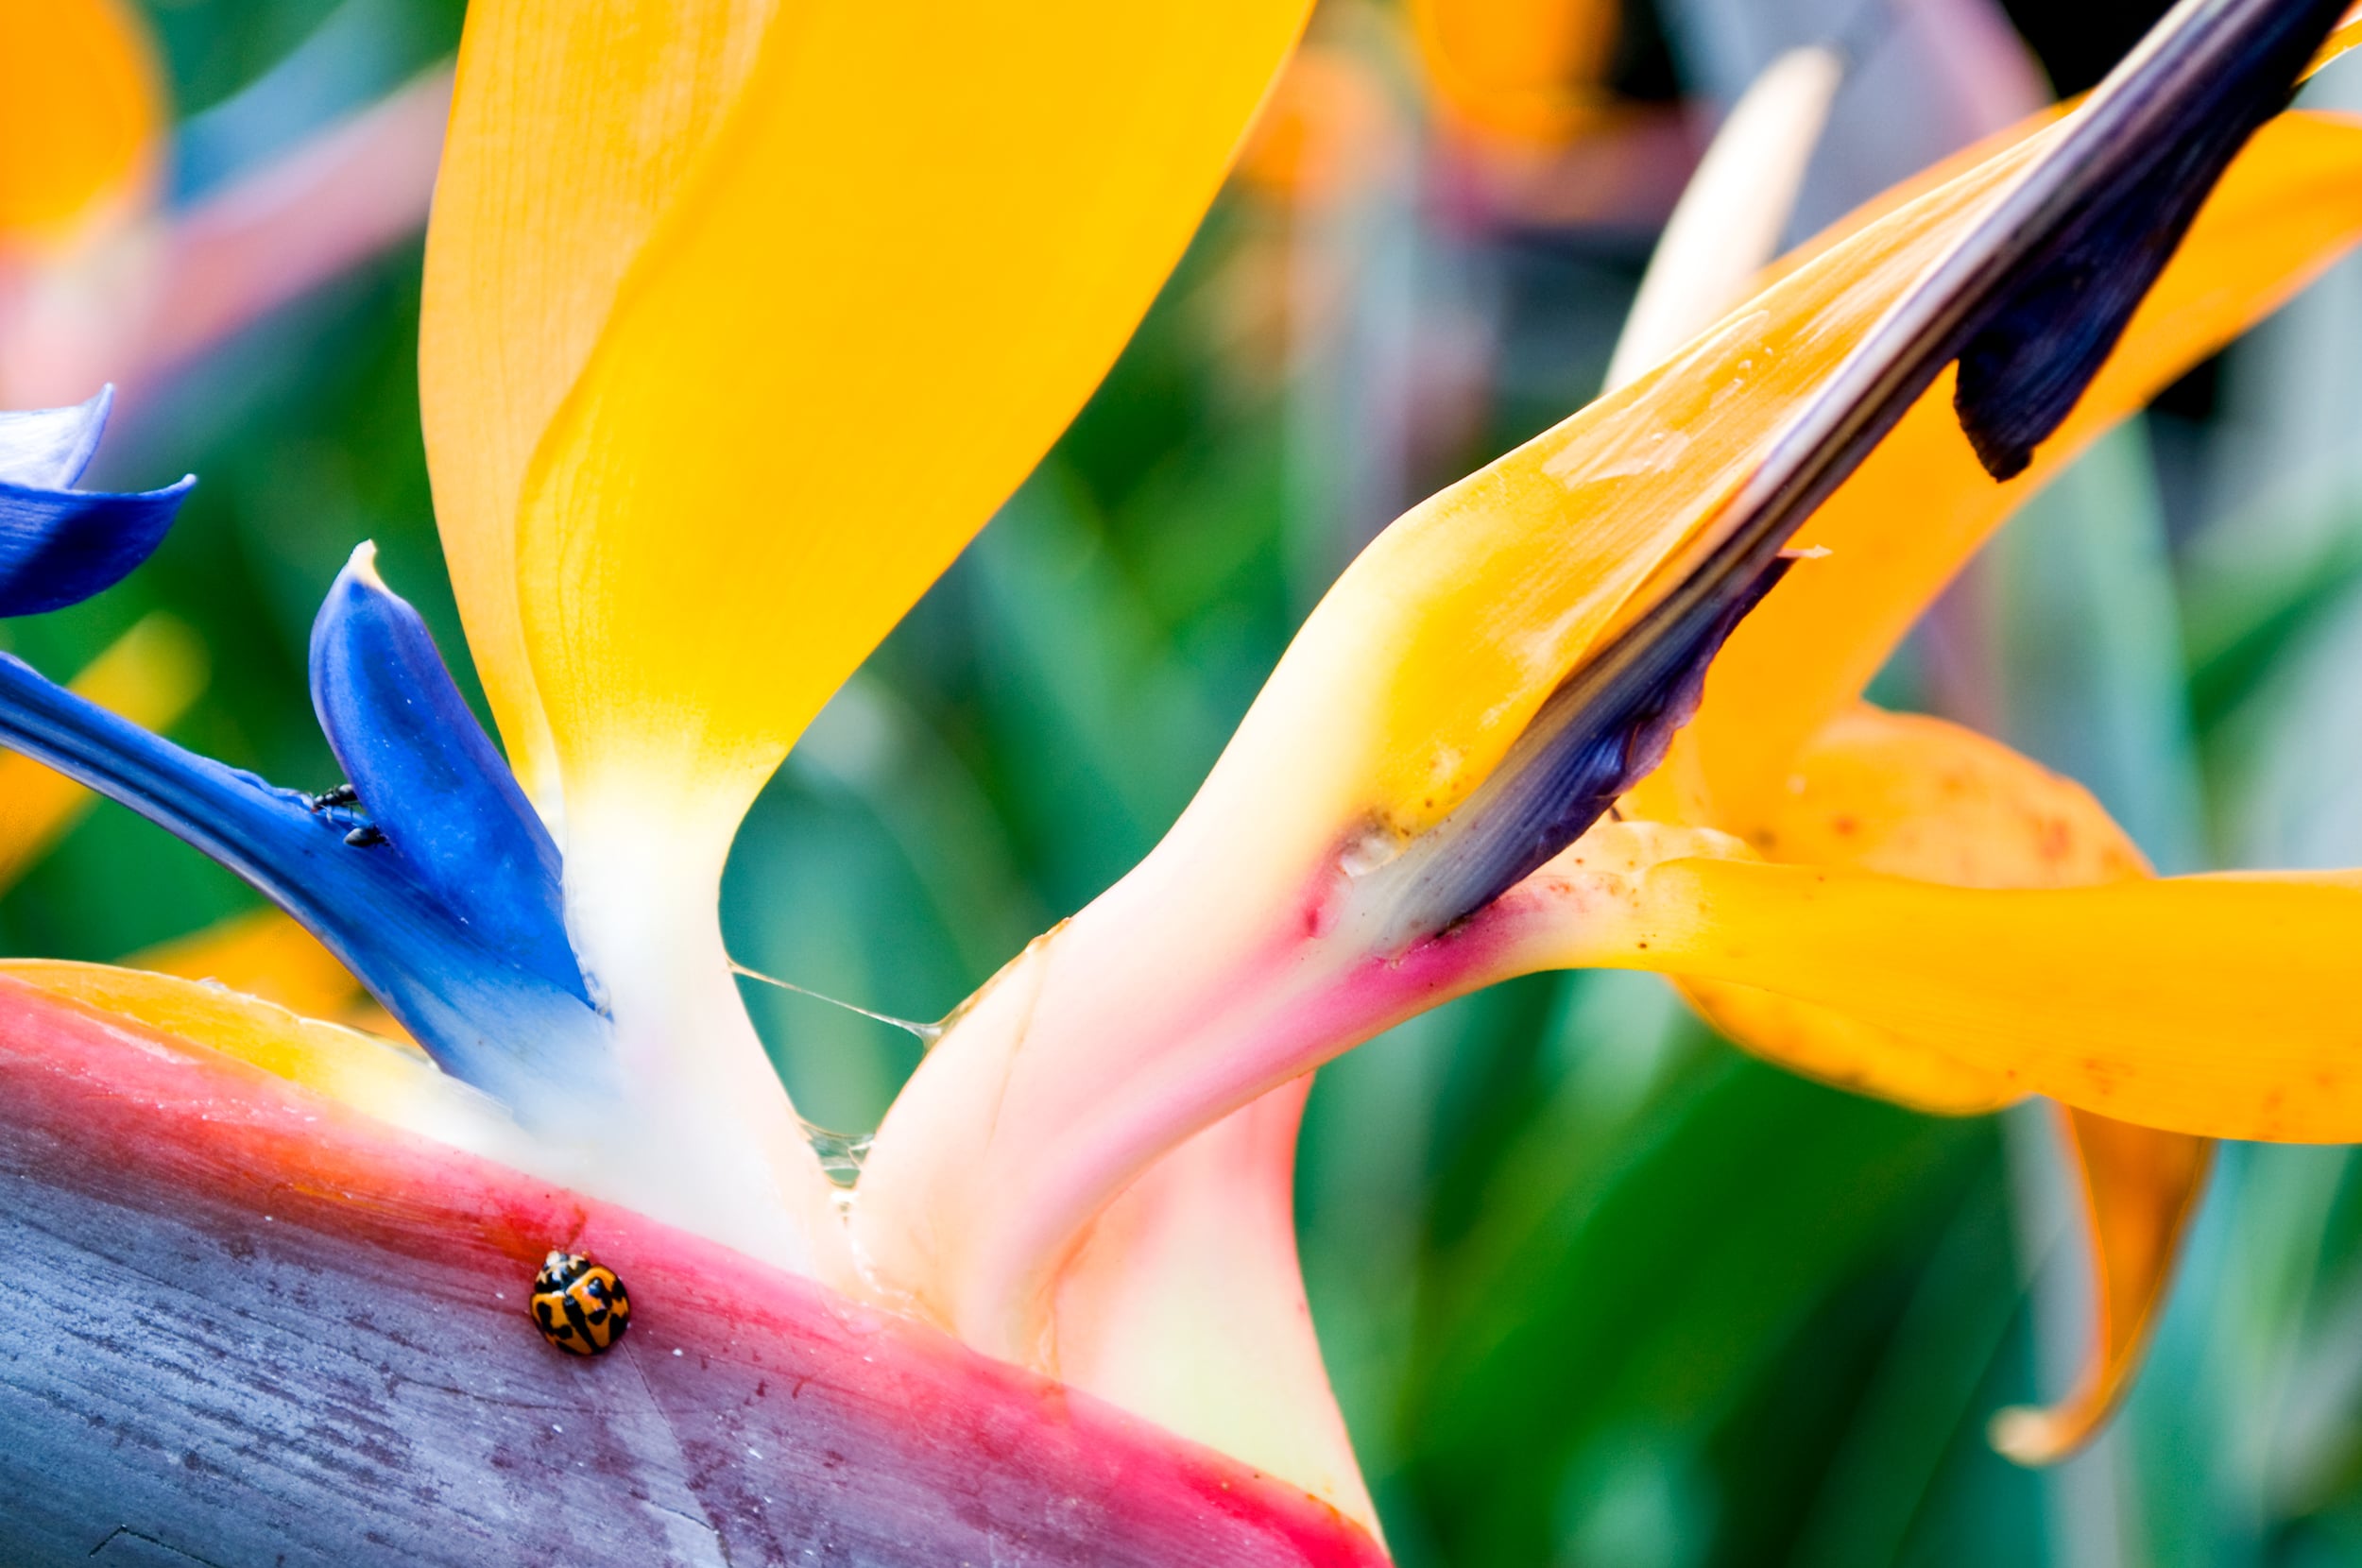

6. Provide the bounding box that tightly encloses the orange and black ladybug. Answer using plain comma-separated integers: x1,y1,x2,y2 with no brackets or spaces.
530,1250,631,1355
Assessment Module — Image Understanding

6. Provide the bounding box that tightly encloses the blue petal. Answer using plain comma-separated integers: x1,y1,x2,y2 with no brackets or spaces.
0,387,194,618
0,477,196,617
309,544,588,1008
0,653,615,1125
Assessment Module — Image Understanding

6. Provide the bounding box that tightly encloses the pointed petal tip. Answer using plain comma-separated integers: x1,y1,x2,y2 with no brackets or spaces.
341,537,385,587
0,471,196,618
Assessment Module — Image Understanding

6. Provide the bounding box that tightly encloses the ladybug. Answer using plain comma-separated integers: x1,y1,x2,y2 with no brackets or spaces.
530,1250,631,1355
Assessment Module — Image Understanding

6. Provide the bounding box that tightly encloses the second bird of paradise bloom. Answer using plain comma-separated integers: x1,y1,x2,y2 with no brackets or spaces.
6,0,2362,1556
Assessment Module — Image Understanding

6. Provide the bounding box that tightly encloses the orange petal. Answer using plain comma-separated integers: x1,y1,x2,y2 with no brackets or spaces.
1990,1107,2213,1465
1677,111,2362,832
1412,0,1621,145
1648,704,2141,1114
1513,857,2362,1143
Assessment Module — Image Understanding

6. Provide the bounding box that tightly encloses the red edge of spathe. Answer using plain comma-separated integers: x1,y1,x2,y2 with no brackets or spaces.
0,974,1388,1567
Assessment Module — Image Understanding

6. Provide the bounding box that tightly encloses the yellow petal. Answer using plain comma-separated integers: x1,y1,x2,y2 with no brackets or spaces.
0,613,204,891
1665,704,2144,1115
1675,984,2013,1116
513,0,1314,848
1676,111,2362,833
419,0,776,817
0,0,162,244
127,906,411,1045
1708,705,2152,884
0,959,461,1126
1520,857,2362,1143
1990,1107,2213,1466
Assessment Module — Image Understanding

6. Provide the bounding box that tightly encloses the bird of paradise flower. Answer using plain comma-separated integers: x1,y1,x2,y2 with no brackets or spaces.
3,0,2362,1559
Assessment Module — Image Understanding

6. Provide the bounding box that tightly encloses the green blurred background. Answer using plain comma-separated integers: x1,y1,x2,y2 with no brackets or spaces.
15,0,2362,1562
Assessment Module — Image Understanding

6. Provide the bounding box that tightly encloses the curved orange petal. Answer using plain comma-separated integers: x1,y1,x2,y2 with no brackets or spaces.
1991,1106,2213,1465
1657,703,2144,1112
1650,707,2211,1461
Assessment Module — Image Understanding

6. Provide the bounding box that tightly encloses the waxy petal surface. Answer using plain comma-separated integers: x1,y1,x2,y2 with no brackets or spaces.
0,976,1387,1565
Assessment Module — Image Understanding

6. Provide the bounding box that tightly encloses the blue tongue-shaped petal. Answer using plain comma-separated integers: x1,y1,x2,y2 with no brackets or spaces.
308,544,587,1006
0,523,613,1126
0,385,194,617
